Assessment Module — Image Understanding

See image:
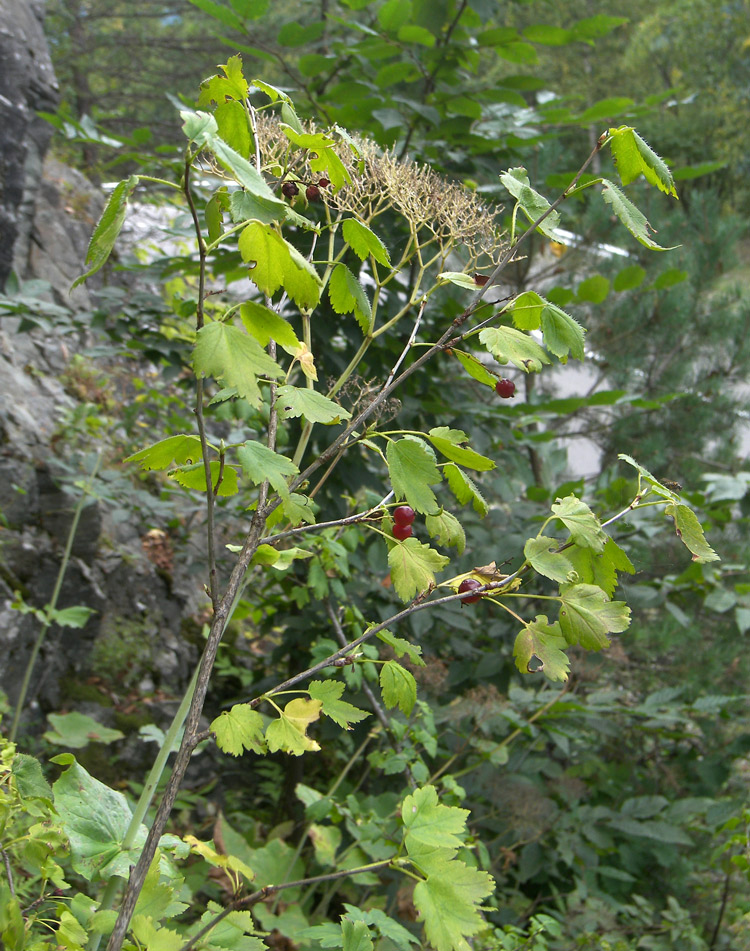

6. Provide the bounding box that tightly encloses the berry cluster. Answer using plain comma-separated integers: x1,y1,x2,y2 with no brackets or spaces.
280,178,331,202
392,505,415,540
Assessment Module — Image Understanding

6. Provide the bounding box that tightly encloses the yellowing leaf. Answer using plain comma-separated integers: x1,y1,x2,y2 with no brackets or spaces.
265,698,322,756
211,704,267,756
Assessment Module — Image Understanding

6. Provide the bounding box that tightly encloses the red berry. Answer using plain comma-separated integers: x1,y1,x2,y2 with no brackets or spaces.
306,184,320,201
392,523,413,541
393,505,416,526
473,273,489,286
458,578,483,604
495,378,516,399
318,177,330,188
281,181,299,199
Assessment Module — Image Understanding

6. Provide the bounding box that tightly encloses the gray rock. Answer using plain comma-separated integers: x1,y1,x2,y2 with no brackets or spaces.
0,0,59,289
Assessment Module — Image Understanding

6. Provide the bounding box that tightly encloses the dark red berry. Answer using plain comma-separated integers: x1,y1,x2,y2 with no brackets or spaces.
281,181,299,199
473,273,489,286
318,177,330,188
392,523,413,541
393,505,416,526
495,378,516,399
306,184,320,201
458,578,483,604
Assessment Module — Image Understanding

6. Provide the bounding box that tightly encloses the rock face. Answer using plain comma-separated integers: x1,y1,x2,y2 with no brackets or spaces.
0,0,60,289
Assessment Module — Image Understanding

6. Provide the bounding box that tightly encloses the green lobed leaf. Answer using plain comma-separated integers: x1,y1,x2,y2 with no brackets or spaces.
499,168,560,238
600,179,677,251
524,536,576,584
566,536,634,598
386,438,442,514
376,629,425,666
135,855,188,922
342,218,391,267
608,126,677,197
425,510,466,554
558,584,631,650
125,434,204,471
427,427,495,472
193,320,284,408
413,860,495,951
342,919,373,951
169,461,239,497
665,504,720,563
328,263,372,332
342,906,420,951
551,495,606,551
388,537,450,602
12,753,53,801
379,660,417,715
540,302,585,361
402,786,468,853
214,100,251,158
275,385,351,424
444,464,488,516
131,915,183,951
237,440,299,499
478,326,550,372
211,704,266,756
511,291,544,330
73,176,139,288
308,681,370,729
238,221,323,308
240,301,301,355
513,616,570,682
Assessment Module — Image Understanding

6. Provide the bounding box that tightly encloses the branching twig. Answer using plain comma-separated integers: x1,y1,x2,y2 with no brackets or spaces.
177,859,396,951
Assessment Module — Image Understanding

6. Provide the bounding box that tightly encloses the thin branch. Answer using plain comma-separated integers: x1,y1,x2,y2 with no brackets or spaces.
1,849,15,898
326,601,391,733
184,158,219,609
384,299,426,389
259,490,394,546
178,860,396,951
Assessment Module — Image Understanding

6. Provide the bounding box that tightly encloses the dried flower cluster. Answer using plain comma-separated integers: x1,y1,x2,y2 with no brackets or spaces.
254,113,505,261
